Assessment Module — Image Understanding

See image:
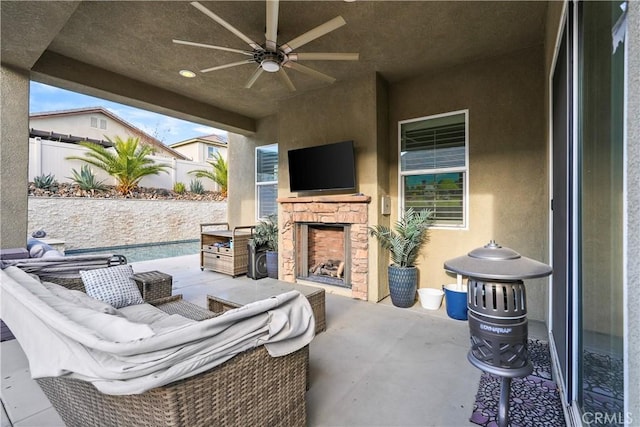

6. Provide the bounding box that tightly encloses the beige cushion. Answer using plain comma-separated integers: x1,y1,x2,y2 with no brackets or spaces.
41,280,119,315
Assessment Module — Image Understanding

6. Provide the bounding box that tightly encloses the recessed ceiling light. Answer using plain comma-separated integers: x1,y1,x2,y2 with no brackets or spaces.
179,69,196,78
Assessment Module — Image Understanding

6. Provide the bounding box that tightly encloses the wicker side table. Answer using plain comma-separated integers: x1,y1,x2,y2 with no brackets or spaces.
207,285,326,334
133,271,173,302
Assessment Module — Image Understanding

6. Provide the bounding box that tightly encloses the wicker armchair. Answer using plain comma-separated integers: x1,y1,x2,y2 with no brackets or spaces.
36,295,309,427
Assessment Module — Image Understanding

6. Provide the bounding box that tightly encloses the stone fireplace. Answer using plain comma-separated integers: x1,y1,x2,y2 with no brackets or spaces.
279,195,371,300
296,223,351,288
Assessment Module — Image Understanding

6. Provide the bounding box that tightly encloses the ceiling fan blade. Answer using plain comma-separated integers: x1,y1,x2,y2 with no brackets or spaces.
245,67,264,89
265,0,279,51
172,39,253,56
191,1,262,51
281,16,346,53
285,62,336,84
289,52,359,61
201,59,254,73
278,69,296,92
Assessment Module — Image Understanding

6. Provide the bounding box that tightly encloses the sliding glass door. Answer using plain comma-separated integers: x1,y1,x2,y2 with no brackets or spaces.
577,0,625,421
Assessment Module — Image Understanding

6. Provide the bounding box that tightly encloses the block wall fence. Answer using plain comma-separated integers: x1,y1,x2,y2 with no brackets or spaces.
28,198,226,250
29,138,221,192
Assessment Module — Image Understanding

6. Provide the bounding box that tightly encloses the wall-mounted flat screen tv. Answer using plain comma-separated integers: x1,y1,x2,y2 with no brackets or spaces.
288,140,356,192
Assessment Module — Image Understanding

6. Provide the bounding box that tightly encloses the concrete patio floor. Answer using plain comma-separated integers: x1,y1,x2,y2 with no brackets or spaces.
1,254,547,426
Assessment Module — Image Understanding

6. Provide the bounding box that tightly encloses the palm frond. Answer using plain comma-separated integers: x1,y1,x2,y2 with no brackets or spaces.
368,208,434,267
66,136,170,195
188,152,227,196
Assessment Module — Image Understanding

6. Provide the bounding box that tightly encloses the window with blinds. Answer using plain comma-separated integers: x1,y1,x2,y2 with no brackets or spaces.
399,111,468,228
256,144,278,219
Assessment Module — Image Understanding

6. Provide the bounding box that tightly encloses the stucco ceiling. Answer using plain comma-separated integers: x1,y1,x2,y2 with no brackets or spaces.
1,1,548,132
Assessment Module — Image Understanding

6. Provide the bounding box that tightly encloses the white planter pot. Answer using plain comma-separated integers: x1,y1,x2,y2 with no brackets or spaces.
417,288,444,310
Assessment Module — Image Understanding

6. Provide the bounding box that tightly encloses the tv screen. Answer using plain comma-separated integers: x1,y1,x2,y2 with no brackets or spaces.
288,140,356,192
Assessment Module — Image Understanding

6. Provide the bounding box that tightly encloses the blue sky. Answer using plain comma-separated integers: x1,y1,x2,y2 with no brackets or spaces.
29,82,226,145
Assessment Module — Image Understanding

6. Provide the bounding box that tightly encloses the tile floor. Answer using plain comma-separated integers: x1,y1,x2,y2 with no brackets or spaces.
1,254,549,426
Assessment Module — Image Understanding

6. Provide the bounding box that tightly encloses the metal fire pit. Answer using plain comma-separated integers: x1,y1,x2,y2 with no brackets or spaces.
444,241,552,427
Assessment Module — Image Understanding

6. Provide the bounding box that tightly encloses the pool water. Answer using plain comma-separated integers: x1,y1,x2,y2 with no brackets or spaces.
66,240,200,263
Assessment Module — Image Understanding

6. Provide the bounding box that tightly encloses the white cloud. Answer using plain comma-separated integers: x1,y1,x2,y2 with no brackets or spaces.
192,126,219,135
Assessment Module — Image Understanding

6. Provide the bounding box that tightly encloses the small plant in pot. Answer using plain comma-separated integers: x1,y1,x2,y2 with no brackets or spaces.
253,214,279,279
369,208,434,307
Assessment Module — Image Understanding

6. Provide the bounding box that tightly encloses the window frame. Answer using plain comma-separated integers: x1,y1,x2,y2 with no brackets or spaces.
207,145,219,159
255,143,278,221
398,109,469,230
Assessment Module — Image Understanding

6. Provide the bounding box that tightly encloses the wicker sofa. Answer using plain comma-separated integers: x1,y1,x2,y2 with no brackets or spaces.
1,266,312,427
0,252,127,291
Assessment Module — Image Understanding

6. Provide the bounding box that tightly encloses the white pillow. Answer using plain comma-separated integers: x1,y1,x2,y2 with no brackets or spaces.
29,244,47,258
80,265,144,309
41,249,64,258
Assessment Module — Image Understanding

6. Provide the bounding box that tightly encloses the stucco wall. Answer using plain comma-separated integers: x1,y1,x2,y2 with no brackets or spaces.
1,66,30,249
28,198,226,250
227,52,548,315
228,116,278,227
389,46,548,321
277,75,388,301
228,76,389,301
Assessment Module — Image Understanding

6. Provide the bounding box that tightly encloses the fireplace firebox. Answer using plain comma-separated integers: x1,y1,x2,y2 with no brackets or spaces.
296,223,351,288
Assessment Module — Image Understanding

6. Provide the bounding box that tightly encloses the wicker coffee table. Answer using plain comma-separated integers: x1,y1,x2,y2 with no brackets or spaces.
207,281,326,334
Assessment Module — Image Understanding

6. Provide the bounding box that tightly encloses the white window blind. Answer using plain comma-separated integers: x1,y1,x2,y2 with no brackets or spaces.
399,111,468,227
256,144,278,219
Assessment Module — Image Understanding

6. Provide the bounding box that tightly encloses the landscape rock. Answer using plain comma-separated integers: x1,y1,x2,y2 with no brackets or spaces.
28,183,225,202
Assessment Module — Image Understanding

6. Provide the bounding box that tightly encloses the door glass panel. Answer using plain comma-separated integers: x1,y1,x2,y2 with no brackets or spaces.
578,0,625,420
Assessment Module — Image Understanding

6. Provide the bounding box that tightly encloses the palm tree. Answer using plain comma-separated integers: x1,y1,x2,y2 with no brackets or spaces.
188,152,228,196
67,136,170,195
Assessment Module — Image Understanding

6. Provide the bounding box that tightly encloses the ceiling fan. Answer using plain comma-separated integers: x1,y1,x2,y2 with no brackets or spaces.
173,1,359,91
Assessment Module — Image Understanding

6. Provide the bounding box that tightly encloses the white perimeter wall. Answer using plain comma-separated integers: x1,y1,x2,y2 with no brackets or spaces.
28,198,226,250
29,138,220,191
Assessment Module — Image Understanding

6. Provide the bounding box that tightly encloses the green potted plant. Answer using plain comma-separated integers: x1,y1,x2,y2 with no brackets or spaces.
369,208,434,307
253,215,279,279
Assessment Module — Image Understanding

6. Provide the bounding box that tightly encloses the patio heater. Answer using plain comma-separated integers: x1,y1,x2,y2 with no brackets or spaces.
444,241,552,427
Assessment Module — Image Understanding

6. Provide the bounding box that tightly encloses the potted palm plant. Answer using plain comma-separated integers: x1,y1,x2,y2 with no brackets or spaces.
369,208,434,307
253,215,279,279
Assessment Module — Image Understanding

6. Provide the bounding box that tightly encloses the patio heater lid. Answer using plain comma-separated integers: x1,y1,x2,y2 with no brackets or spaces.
444,240,552,280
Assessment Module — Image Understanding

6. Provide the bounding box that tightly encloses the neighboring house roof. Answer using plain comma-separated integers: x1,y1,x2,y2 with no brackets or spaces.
30,107,188,160
169,133,228,149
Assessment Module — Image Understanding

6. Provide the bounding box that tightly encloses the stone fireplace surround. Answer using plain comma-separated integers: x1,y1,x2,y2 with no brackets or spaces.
278,195,371,300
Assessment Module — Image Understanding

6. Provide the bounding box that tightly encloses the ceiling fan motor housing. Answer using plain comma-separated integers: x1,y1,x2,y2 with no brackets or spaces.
254,49,286,72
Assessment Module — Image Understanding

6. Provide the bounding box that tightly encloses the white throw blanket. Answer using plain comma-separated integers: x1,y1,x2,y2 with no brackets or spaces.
0,267,315,395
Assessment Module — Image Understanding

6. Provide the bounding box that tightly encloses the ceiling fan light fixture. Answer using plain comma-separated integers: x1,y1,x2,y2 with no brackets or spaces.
261,59,280,72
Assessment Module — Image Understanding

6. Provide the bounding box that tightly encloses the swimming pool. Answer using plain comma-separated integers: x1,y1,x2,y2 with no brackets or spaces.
65,240,200,263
